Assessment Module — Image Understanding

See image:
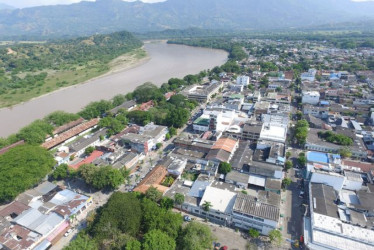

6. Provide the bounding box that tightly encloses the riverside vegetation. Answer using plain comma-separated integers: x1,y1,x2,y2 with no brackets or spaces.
0,31,143,107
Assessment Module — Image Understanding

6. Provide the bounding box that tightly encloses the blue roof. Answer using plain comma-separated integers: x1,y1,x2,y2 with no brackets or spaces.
320,100,330,105
332,154,341,160
188,181,210,198
307,151,329,164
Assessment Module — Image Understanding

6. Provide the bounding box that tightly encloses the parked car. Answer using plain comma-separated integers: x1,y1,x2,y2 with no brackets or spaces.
183,215,192,222
64,228,73,237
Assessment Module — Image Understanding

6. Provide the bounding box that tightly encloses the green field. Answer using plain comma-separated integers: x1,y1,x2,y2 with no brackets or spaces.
0,48,146,108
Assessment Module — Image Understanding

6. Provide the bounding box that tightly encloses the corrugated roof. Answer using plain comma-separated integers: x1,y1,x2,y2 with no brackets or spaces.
42,118,99,149
233,192,280,222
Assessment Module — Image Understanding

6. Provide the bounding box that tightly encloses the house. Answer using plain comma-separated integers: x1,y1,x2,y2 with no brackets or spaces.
141,123,168,144
110,100,136,114
0,182,92,250
236,76,250,86
303,104,328,119
69,129,107,156
70,150,104,170
139,100,154,111
302,91,320,105
206,137,239,163
121,133,153,154
112,152,139,170
134,165,169,194
301,69,317,82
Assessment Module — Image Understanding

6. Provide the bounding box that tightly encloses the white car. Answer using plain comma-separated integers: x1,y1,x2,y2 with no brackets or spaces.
64,228,73,237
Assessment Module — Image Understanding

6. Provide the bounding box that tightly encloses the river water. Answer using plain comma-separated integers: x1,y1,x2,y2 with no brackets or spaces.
0,42,227,137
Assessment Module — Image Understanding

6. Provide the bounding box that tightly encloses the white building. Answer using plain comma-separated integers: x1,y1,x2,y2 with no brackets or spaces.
236,76,250,86
232,192,280,235
199,186,237,223
302,91,320,105
193,108,249,133
304,183,374,250
259,122,288,143
301,69,317,82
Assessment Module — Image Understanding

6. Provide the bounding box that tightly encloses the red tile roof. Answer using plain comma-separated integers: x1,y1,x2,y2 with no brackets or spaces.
343,160,374,173
52,118,85,135
211,137,238,153
42,118,99,149
70,150,104,170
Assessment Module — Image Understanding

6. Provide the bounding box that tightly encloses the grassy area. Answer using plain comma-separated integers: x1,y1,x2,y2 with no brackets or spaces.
0,48,147,108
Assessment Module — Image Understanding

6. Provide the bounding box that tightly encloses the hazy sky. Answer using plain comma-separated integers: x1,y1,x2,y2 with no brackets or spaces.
1,0,166,9
1,0,373,8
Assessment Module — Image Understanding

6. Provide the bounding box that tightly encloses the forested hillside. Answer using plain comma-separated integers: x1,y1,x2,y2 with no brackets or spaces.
0,0,374,39
0,31,143,107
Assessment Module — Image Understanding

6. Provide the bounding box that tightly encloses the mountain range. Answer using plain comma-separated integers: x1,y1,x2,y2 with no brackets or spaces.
0,2,14,10
0,0,374,39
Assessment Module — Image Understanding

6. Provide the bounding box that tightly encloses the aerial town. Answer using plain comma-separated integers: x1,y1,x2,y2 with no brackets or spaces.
1,37,374,250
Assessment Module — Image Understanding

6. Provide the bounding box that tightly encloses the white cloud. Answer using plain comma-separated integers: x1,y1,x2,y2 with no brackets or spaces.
0,0,166,9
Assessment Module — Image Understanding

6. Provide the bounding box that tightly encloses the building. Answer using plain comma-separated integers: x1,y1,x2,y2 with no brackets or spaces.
232,192,280,235
301,69,317,82
236,76,250,86
304,183,374,250
134,165,169,194
305,128,368,159
242,123,262,141
182,81,222,103
112,152,140,170
42,118,99,150
206,137,239,163
141,123,168,144
303,104,328,119
174,138,214,154
69,129,107,156
110,100,136,114
199,186,237,224
0,182,91,250
120,133,154,154
302,91,320,105
259,122,287,144
193,107,249,133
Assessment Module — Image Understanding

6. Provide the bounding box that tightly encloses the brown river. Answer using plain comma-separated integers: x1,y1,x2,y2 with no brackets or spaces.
0,42,228,137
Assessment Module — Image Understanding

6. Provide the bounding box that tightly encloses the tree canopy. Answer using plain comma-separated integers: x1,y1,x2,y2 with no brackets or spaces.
0,145,55,203
143,230,176,250
79,164,124,190
218,162,232,175
91,192,142,239
44,111,80,127
133,82,165,103
177,221,214,250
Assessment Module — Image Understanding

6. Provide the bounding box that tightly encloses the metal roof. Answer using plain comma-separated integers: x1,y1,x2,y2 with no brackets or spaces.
233,192,280,222
188,181,210,198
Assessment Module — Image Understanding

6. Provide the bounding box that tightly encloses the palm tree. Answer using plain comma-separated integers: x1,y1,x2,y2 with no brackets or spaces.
202,201,212,221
